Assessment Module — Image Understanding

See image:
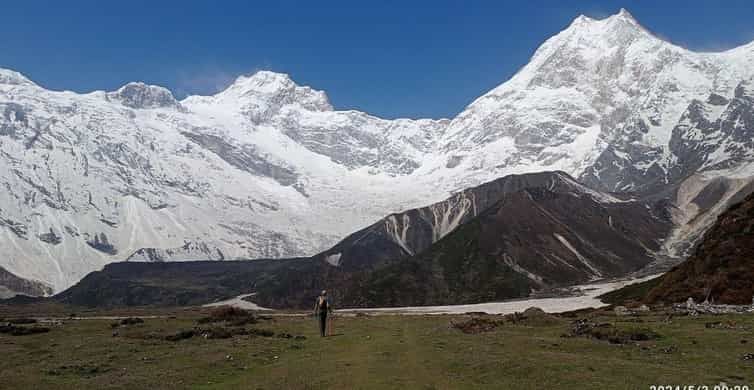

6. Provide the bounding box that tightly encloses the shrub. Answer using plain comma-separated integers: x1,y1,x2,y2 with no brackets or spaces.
119,317,144,326
248,328,275,337
165,330,195,341
0,324,50,336
197,306,257,326
7,318,37,324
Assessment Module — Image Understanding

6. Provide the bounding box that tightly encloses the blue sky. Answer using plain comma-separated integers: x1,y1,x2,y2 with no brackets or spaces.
2,1,753,119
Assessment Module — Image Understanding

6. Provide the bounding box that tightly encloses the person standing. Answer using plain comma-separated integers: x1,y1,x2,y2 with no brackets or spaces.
313,290,333,337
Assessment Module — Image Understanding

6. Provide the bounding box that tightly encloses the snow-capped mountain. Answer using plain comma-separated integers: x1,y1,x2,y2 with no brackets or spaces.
0,68,450,293
1,8,753,295
437,9,754,192
53,171,672,309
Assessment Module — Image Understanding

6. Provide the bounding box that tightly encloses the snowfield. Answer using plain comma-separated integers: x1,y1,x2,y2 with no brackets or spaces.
203,293,271,312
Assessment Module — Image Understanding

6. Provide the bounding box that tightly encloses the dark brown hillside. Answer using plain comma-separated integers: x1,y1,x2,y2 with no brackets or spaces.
647,192,754,304
338,186,671,308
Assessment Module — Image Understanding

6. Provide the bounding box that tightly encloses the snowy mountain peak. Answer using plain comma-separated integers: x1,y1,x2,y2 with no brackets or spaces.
228,70,295,94
217,70,333,113
569,8,640,29
570,14,594,26
107,82,180,109
0,68,36,86
516,8,659,88
439,7,753,196
569,8,652,42
615,8,639,24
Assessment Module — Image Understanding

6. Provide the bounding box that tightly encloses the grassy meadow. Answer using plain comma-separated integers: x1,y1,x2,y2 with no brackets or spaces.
0,304,752,389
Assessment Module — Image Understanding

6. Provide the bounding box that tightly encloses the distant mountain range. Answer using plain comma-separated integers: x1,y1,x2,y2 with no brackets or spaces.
1,8,754,301
51,171,670,308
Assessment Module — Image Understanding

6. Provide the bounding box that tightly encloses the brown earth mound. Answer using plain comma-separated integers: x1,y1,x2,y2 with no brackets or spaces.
562,319,661,344
451,317,506,334
197,306,258,326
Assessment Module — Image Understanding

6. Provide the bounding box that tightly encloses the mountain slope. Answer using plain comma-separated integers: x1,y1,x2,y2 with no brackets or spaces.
49,172,671,308
51,258,305,307
646,191,754,304
0,266,51,298
1,9,754,294
316,171,614,270
0,69,445,293
437,9,754,192
248,171,676,308
337,180,671,307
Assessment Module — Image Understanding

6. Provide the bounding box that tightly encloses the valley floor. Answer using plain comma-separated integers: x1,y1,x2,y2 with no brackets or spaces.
340,275,661,315
1,305,752,389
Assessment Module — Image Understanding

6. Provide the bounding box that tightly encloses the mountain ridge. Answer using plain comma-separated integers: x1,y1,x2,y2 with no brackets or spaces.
1,9,754,294
48,171,672,308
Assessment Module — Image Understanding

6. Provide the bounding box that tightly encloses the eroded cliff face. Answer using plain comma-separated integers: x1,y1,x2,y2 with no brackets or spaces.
648,191,754,305
0,266,52,298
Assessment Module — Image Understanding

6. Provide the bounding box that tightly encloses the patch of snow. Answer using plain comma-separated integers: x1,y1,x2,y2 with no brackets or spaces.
203,293,271,311
325,253,342,267
553,233,602,277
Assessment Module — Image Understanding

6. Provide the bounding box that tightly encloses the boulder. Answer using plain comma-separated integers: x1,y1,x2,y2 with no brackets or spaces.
614,306,631,316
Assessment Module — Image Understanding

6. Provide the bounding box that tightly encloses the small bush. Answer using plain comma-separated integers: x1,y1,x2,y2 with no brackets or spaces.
200,327,231,339
505,307,564,326
626,328,661,341
562,319,661,344
198,306,257,326
48,364,110,377
248,328,275,337
119,317,144,326
451,317,505,334
8,318,37,324
165,330,195,341
0,324,50,336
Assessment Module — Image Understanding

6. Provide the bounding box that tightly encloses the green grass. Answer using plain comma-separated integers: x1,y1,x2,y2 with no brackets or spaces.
1,306,752,389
